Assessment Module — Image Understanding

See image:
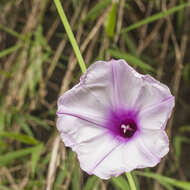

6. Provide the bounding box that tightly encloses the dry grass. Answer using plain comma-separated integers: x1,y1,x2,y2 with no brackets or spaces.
0,0,190,189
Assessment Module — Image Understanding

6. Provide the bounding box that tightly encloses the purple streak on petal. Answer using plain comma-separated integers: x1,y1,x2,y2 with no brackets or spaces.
89,143,121,174
66,131,108,150
133,83,145,107
112,59,143,109
82,85,109,110
79,61,115,108
140,96,174,115
138,138,160,163
134,74,173,111
57,111,106,129
111,60,121,107
143,74,171,93
139,96,174,130
138,130,169,160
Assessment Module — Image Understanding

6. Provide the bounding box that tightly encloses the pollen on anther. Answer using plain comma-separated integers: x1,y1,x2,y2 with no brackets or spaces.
121,124,129,134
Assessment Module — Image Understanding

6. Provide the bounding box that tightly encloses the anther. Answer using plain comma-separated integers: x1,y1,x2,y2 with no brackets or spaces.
121,124,134,134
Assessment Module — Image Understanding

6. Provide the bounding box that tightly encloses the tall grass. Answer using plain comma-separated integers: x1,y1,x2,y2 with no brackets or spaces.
0,0,190,189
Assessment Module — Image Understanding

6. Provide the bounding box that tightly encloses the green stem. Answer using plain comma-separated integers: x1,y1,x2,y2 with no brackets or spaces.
54,0,86,73
126,172,137,190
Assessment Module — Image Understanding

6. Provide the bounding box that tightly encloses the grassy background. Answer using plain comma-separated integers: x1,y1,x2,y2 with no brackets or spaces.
0,0,190,189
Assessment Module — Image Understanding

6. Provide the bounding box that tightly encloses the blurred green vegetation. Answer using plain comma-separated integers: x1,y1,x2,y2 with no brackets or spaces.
0,0,190,189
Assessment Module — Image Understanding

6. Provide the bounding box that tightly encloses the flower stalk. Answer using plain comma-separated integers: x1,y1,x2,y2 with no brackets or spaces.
54,0,86,73
126,172,137,190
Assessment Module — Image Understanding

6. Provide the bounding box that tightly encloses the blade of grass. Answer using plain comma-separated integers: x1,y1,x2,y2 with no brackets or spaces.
82,0,111,23
157,181,175,190
0,43,23,59
177,0,185,34
0,146,38,166
126,172,137,190
107,49,154,72
123,33,138,56
173,135,190,157
83,176,99,190
0,132,39,145
135,171,190,190
31,143,44,176
71,163,80,190
54,0,86,73
18,118,34,137
0,24,23,39
25,114,50,130
0,110,5,133
121,3,190,33
105,2,117,38
183,63,190,82
54,168,67,189
111,176,130,190
179,125,190,133
0,184,12,190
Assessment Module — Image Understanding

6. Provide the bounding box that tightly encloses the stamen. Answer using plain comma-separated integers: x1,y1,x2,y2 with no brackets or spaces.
121,124,134,134
121,124,127,133
120,122,137,138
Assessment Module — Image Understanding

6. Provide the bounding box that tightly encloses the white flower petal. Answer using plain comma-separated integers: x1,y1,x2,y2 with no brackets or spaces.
80,60,116,107
92,129,169,179
77,134,120,179
139,129,169,159
139,96,175,130
80,60,143,109
57,81,108,127
120,130,169,170
109,59,143,108
92,143,126,179
134,74,173,110
57,115,106,150
122,140,159,170
57,114,122,180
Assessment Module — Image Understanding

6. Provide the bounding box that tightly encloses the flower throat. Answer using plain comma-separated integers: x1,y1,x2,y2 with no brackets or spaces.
120,121,137,138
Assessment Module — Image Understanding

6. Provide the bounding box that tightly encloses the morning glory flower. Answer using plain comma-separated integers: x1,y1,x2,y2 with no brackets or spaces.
56,59,174,179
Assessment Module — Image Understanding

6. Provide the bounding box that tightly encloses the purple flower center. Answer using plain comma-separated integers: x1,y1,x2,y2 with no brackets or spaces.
120,121,137,138
105,108,139,142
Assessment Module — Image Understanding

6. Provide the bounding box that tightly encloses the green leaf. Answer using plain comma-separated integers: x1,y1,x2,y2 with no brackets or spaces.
121,3,190,33
0,24,23,39
0,110,5,133
25,114,50,130
31,143,44,175
135,171,190,190
173,135,190,157
0,184,12,190
54,0,86,73
107,49,155,72
0,132,39,145
179,125,190,133
111,176,130,190
183,63,190,82
157,181,175,190
83,176,98,190
123,33,138,56
82,0,111,23
0,43,23,59
0,146,36,166
72,162,80,190
18,118,34,137
105,2,117,38
54,168,67,188
177,0,185,34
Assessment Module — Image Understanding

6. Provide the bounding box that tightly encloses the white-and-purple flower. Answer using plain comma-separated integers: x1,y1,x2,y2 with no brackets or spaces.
56,59,174,179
